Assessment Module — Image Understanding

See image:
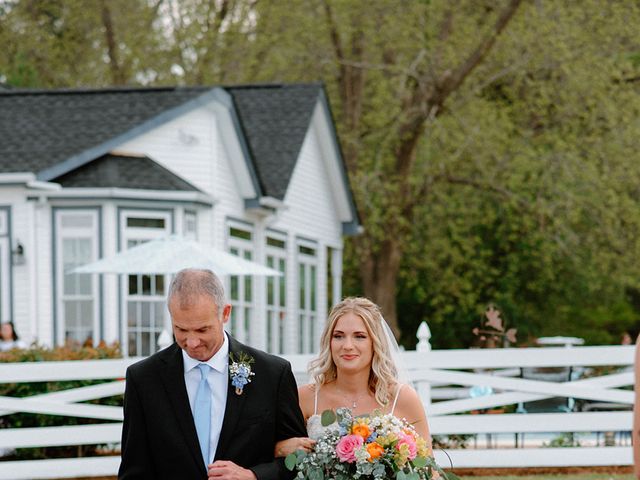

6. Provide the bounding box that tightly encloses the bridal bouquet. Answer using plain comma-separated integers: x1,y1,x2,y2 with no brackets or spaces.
285,408,458,480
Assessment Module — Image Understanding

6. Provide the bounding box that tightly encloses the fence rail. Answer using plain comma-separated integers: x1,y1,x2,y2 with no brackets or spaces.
0,340,635,479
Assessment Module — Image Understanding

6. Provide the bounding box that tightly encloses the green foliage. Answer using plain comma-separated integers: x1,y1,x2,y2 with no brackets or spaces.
0,342,122,460
2,0,640,345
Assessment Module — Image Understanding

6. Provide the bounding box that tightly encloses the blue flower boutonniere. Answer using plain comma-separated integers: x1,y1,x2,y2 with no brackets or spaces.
229,351,255,395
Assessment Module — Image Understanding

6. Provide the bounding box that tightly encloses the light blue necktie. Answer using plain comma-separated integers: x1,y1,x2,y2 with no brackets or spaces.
194,363,212,466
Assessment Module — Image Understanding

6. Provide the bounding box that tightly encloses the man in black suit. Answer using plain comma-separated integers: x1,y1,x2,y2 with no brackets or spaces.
118,268,306,479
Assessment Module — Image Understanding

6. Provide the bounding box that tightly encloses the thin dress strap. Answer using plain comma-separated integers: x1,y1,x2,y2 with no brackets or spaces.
314,385,319,415
391,384,404,415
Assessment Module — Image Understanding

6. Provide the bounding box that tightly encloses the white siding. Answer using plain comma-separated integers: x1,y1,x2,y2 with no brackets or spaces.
116,104,248,250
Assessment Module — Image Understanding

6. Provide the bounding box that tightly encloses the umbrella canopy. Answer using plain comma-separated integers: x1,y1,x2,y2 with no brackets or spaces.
72,235,282,276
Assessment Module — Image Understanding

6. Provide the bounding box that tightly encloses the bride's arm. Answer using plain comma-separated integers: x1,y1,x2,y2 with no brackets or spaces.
274,437,316,457
394,384,431,441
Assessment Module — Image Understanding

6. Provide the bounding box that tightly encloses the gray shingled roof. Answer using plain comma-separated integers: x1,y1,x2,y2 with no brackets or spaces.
0,84,326,200
227,84,321,199
0,86,209,175
52,153,202,191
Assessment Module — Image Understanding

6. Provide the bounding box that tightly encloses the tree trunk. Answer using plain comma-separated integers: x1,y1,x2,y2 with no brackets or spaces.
360,237,402,339
100,0,125,85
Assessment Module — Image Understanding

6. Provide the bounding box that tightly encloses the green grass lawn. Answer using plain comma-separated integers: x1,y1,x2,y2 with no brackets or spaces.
460,476,633,480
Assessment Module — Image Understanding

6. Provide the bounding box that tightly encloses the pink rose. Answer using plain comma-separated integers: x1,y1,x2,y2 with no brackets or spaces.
396,433,418,460
335,434,364,463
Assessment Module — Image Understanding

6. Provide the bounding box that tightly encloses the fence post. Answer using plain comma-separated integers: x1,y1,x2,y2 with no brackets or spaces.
416,321,432,406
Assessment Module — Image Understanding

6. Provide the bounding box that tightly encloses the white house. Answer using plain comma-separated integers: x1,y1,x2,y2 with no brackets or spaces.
0,83,359,357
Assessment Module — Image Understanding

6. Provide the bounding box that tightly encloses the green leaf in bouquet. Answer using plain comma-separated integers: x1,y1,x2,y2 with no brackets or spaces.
284,453,297,471
320,409,336,426
406,474,419,480
412,456,428,468
396,472,407,480
309,467,324,480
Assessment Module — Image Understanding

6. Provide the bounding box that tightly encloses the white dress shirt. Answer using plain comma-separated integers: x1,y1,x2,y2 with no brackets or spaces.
182,334,229,465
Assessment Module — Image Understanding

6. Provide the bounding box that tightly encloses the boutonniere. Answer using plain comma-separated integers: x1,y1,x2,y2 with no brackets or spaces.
229,351,255,395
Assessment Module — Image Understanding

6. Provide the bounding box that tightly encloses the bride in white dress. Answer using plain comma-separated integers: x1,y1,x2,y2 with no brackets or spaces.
275,297,431,457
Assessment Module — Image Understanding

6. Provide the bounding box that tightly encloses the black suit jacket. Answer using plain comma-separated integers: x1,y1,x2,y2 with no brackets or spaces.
118,336,306,480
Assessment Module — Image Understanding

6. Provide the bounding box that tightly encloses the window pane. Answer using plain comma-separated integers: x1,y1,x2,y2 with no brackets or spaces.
127,217,165,229
128,275,138,295
267,277,274,305
154,303,164,330
310,266,316,311
141,302,151,327
266,312,272,352
299,245,316,256
229,227,252,241
141,332,152,356
230,308,237,337
267,237,286,249
299,265,305,309
155,275,165,295
128,333,137,356
128,302,137,328
244,307,251,334
298,315,304,353
142,275,151,295
60,214,92,228
230,276,239,300
244,276,252,302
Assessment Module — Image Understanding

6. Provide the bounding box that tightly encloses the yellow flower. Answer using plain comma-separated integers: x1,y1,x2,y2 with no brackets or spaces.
416,436,432,457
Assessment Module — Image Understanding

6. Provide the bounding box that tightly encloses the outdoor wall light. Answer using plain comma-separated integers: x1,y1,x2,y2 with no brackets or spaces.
12,242,25,266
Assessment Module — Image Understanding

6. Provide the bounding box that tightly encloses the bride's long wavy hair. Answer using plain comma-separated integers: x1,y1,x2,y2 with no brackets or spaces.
308,297,398,407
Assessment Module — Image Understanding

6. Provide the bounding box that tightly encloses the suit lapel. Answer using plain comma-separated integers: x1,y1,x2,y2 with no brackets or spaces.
158,344,203,471
214,336,248,460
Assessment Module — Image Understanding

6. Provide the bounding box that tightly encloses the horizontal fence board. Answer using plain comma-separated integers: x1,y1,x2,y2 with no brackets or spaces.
405,345,635,369
0,396,123,420
0,358,140,383
0,381,125,418
0,423,122,448
0,456,120,480
419,369,634,403
435,446,632,468
430,411,632,434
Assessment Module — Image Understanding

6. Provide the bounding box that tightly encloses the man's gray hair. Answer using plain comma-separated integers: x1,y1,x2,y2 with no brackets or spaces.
168,269,227,313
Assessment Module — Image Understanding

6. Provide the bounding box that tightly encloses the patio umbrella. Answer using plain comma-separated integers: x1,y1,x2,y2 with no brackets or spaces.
72,235,281,276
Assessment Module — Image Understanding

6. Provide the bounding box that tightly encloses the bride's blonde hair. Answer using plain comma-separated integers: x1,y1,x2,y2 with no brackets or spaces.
308,297,399,407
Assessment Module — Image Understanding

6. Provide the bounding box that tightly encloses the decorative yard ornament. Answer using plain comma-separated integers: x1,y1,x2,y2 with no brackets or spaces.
472,304,517,348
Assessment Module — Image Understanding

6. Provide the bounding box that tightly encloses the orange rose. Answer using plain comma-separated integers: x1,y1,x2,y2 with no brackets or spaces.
352,423,371,439
366,442,385,461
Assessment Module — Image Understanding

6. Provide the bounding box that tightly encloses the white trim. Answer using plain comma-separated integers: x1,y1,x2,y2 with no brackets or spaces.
205,100,258,199
310,102,354,223
0,173,36,184
119,209,172,357
259,196,286,209
226,220,255,345
53,209,101,346
32,188,216,206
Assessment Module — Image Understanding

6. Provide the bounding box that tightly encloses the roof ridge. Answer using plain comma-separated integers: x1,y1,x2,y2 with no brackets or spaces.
224,81,323,90
0,85,210,96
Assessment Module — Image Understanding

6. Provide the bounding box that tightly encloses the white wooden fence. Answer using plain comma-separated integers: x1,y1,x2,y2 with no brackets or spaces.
0,325,635,479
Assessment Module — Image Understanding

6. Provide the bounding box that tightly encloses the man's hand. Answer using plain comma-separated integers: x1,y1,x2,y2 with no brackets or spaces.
207,460,257,480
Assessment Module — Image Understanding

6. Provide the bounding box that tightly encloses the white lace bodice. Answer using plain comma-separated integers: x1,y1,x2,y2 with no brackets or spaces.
306,413,341,441
305,384,405,440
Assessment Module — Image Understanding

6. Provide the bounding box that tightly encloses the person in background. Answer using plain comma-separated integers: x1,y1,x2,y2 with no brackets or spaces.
634,333,640,479
0,321,26,351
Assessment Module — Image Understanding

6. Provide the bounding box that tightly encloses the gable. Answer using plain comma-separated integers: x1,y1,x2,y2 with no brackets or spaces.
51,153,203,191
